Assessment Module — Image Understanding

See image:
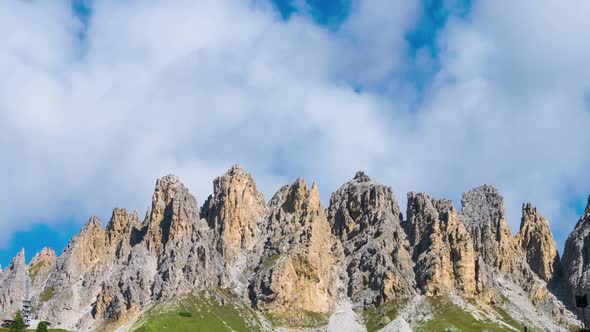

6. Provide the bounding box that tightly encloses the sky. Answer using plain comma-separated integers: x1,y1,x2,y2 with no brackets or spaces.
1,0,590,267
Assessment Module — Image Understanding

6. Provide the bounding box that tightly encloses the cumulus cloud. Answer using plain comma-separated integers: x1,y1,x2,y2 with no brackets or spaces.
1,0,589,253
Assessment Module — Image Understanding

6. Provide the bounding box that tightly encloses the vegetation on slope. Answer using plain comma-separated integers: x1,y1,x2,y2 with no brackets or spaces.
363,301,400,332
130,291,263,332
413,297,527,332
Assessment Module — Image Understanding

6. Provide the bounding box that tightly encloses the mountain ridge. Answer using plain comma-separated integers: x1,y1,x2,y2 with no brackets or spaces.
0,165,588,331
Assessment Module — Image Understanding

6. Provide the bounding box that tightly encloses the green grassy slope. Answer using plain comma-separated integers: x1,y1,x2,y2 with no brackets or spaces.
413,298,528,332
130,292,264,332
362,296,537,332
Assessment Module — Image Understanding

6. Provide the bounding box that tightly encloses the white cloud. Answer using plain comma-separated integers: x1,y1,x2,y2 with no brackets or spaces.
1,0,589,253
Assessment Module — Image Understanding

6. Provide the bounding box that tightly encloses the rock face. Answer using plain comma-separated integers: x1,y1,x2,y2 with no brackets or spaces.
201,165,266,289
460,185,528,279
404,192,476,296
328,172,415,308
562,197,590,316
460,185,576,327
0,249,27,318
517,203,560,283
145,175,199,253
28,247,57,296
250,179,341,325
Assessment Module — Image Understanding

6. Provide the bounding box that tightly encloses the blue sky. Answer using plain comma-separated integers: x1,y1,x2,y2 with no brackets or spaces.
2,0,590,267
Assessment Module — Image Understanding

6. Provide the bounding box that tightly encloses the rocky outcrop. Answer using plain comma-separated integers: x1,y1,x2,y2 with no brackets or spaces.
250,179,341,325
59,216,108,280
201,165,266,289
460,185,528,280
34,216,114,329
0,249,27,318
461,185,576,327
328,172,415,308
517,203,560,283
405,192,476,296
145,175,199,253
28,247,57,296
94,176,218,325
562,197,590,317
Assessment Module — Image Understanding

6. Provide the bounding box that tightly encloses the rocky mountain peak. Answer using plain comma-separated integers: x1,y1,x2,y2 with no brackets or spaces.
28,247,57,292
145,174,198,252
458,186,567,318
353,170,371,182
281,178,318,213
201,165,266,281
516,203,560,282
329,172,402,240
81,215,103,234
225,164,247,177
328,172,415,308
106,208,139,234
405,192,476,296
10,249,26,267
29,247,57,266
460,184,505,229
250,178,341,326
0,249,27,317
53,216,108,283
562,196,590,318
460,185,526,276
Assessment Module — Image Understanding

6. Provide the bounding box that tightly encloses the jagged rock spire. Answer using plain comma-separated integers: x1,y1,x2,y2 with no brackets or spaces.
562,196,590,316
405,192,476,295
250,178,340,326
28,247,57,294
0,248,27,317
328,172,415,308
353,170,371,182
516,203,560,282
460,185,527,277
201,165,265,267
145,174,198,252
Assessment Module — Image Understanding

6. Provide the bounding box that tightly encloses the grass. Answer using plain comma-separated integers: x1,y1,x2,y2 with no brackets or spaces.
266,310,328,329
130,292,263,332
259,254,280,270
28,261,46,283
414,297,525,332
39,287,55,302
363,301,400,332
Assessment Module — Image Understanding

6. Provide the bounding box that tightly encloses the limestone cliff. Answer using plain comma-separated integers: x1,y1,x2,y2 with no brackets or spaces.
405,192,476,296
460,185,575,328
328,172,415,308
28,247,57,297
517,203,560,283
250,179,341,326
0,249,27,317
562,197,590,320
460,185,529,279
201,165,266,291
